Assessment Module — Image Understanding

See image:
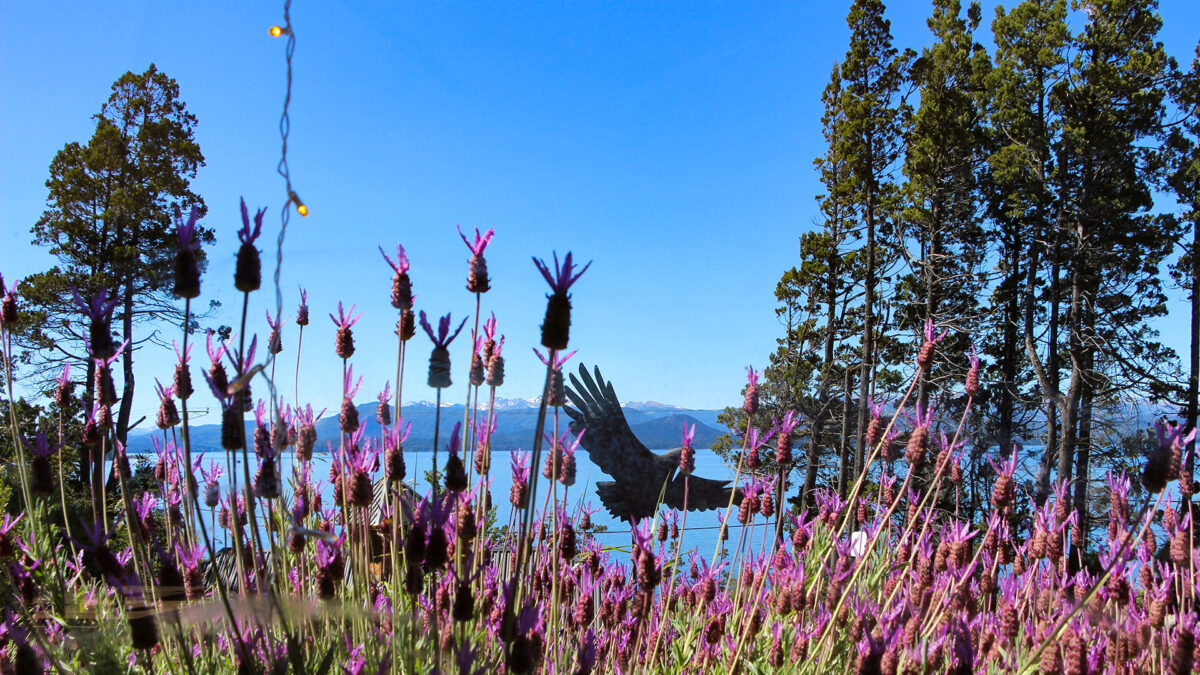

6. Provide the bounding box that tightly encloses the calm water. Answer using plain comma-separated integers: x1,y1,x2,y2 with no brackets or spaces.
137,442,765,562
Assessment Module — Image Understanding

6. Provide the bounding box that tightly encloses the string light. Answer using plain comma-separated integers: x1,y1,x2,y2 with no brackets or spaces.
268,25,287,37
289,190,308,217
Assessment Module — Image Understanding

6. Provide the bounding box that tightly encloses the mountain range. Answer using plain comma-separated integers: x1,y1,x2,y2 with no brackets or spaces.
126,398,727,455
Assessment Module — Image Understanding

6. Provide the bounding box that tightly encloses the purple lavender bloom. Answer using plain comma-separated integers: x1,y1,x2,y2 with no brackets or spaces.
452,638,486,675
680,422,696,474
420,310,468,388
173,204,203,298
917,318,948,369
444,421,469,492
234,198,267,292
238,198,266,245
376,381,392,426
53,363,73,407
459,225,495,294
574,630,598,675
330,301,363,359
154,379,180,430
265,310,287,355
419,310,468,349
774,410,800,465
340,641,366,675
24,431,58,496
510,450,531,508
72,286,121,360
0,275,17,327
296,287,310,326
744,366,760,416
0,515,23,559
1155,418,1197,452
379,244,410,275
379,244,414,310
339,365,364,435
533,251,592,350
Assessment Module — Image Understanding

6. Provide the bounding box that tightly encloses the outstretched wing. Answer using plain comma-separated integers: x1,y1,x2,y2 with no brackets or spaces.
564,364,656,479
663,472,741,513
595,481,660,523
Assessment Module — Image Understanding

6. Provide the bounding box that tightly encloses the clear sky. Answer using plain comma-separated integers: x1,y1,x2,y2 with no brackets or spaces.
2,1,1198,423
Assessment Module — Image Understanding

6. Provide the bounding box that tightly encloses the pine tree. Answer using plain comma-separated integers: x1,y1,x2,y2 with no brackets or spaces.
1165,43,1199,508
898,0,990,416
18,64,215,453
838,0,912,481
1056,0,1178,544
986,0,1071,505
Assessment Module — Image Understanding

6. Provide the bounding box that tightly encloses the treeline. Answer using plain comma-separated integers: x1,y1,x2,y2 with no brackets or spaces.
718,0,1200,550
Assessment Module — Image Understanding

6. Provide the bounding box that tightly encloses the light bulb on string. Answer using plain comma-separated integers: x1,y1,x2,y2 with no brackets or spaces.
289,191,308,217
269,25,288,38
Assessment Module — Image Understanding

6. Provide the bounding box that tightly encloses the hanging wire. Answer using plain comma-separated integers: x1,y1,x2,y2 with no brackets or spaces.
273,0,296,338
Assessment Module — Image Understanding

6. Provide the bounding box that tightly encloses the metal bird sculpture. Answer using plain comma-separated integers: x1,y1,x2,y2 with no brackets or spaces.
565,364,741,522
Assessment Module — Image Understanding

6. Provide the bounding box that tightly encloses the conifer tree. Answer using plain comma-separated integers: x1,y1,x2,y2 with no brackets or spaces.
986,0,1070,505
898,0,990,416
18,65,214,452
838,0,912,481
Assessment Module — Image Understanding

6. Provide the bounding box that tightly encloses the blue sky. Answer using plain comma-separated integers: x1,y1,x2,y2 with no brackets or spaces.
2,1,1198,422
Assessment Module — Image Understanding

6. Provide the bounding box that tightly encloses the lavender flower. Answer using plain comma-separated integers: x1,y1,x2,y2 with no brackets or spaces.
315,534,346,599
385,419,411,482
744,366,760,416
266,310,286,355
24,431,57,496
72,286,120,360
175,542,206,600
295,404,324,461
330,301,362,360
990,446,1019,512
173,204,202,298
379,243,414,310
542,429,583,486
0,275,17,327
680,423,696,474
206,330,229,396
235,198,266,292
510,451,531,508
775,410,799,465
0,515,23,559
905,404,932,468
459,225,495,294
172,341,193,401
966,346,981,398
916,318,948,370
154,379,179,430
444,422,468,492
376,381,392,426
533,251,591,350
54,363,73,408
473,415,496,475
487,333,506,388
420,310,468,388
534,347,577,406
864,397,885,455
344,434,378,508
296,287,310,326
339,365,364,435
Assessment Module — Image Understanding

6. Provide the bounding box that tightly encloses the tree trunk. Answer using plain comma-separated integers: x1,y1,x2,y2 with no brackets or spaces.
1073,367,1093,559
918,202,941,415
804,267,840,508
855,170,876,482
116,277,135,448
839,368,854,498
998,225,1020,464
1186,215,1199,515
